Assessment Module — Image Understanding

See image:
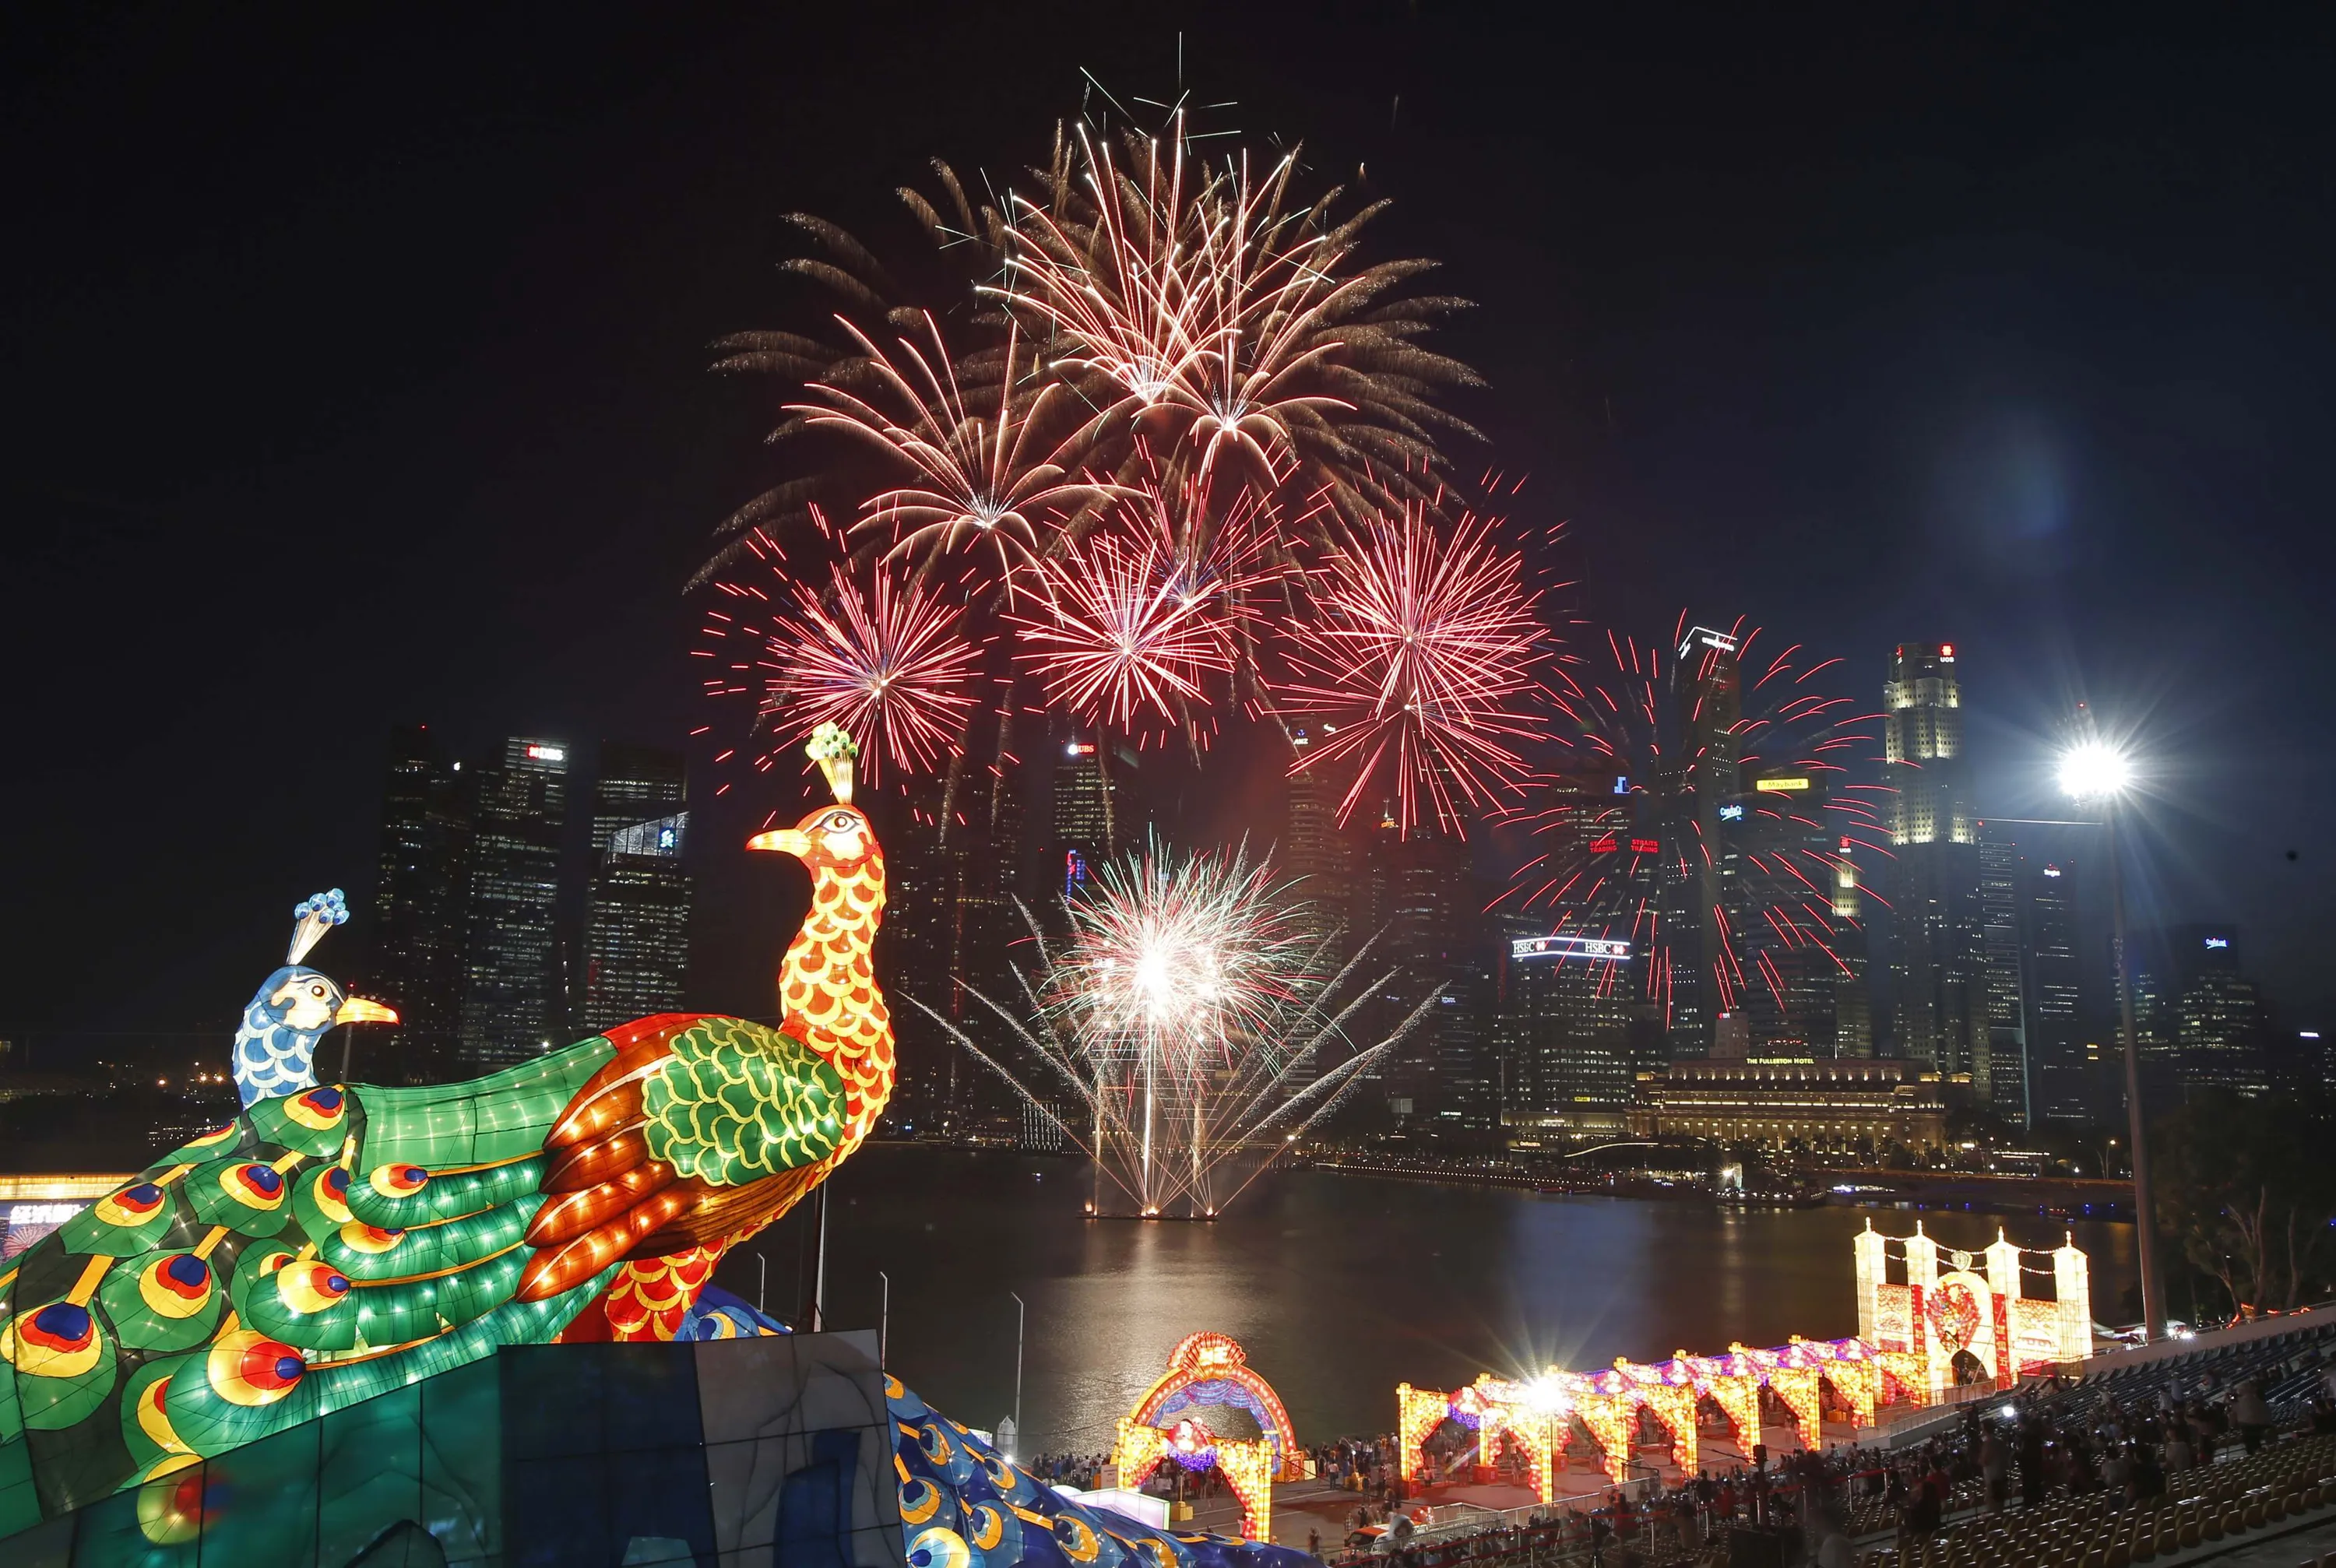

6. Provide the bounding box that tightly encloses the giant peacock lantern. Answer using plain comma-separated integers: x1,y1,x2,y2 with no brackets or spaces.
0,724,890,1521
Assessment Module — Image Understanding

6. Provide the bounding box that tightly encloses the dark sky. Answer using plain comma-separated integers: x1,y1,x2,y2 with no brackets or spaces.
5,4,2332,1046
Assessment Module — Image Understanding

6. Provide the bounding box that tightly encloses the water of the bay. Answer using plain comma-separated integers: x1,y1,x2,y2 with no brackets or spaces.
719,1145,2139,1455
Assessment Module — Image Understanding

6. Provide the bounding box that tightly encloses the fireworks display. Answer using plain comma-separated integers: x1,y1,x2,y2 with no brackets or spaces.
909,842,1435,1217
695,105,1536,835
1500,616,1887,1042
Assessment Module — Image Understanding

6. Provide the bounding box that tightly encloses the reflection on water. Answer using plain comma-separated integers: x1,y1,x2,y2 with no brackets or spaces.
718,1146,2137,1453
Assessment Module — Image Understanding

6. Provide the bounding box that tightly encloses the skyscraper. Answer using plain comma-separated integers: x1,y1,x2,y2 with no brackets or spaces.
2135,925,2271,1111
1730,768,1842,1059
1979,824,2028,1123
369,725,473,1082
1281,726,1357,956
1359,818,1492,1133
1659,624,1743,1059
1052,731,1144,900
589,742,688,858
2023,857,2088,1124
583,813,690,1032
582,742,691,1034
1831,840,1874,1058
1497,930,1639,1128
1884,643,1986,1092
459,737,569,1068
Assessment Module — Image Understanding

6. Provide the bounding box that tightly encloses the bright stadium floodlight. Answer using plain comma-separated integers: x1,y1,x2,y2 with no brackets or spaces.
2057,740,2133,800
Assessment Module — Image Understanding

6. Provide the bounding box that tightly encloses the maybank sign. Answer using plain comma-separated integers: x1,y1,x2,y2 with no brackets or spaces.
1754,776,1811,793
1512,935,1634,962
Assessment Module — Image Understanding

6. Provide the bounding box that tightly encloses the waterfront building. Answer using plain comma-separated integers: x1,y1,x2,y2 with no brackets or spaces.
582,812,691,1033
369,724,473,1082
1497,930,1638,1134
1883,642,1987,1091
1730,768,1842,1059
458,737,569,1067
2022,856,2089,1125
1831,840,1874,1058
2135,924,2271,1111
1658,625,1745,1059
1627,1059,1948,1152
1281,726,1358,957
1052,729,1144,900
1979,824,2028,1123
1363,823,1495,1134
589,741,687,857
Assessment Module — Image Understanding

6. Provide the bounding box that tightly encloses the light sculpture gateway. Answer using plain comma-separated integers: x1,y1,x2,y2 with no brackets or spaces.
1111,1333,1301,1541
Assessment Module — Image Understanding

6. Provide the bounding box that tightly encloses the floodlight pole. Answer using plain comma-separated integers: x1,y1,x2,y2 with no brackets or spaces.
1010,1292,1026,1438
2105,799,2165,1342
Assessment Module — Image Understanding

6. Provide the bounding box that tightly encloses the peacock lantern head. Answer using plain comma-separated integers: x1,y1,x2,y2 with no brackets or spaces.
231,890,399,1108
746,723,878,873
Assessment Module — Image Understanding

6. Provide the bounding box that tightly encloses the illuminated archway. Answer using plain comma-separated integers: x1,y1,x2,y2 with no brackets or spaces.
1117,1417,1278,1542
1126,1332,1302,1482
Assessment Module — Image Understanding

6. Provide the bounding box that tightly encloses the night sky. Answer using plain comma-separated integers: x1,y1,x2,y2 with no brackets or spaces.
5,5,2332,1049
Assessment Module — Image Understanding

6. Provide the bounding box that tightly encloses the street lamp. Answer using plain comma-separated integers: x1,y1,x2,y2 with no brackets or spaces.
2060,737,2165,1342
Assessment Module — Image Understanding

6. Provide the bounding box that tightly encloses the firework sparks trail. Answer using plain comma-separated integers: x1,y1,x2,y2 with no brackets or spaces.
698,103,1522,820
1495,618,1885,1035
908,842,1433,1216
787,314,1120,578
702,552,982,787
1279,507,1546,837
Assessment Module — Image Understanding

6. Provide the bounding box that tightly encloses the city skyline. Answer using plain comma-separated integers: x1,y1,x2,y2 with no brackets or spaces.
5,10,2331,1049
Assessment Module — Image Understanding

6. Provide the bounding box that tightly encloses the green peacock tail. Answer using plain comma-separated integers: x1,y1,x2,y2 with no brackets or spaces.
0,1039,617,1534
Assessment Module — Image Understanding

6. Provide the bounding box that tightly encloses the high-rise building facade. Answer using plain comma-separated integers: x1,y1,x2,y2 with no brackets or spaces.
1281,726,1358,956
1979,825,2028,1123
1052,732,1144,901
1831,840,1875,1058
582,743,691,1034
1497,931,1639,1128
459,738,569,1067
2023,857,2088,1124
583,813,691,1032
1884,643,1987,1092
1658,626,1745,1060
2135,925,2271,1112
1362,824,1493,1133
369,725,473,1083
1730,768,1842,1060
589,742,688,858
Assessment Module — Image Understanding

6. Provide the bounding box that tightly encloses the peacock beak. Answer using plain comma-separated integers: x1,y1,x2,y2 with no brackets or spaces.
334,997,399,1026
747,828,814,857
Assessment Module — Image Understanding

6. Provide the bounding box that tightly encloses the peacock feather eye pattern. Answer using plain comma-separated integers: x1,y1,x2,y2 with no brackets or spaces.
9,1301,105,1379
335,1221,404,1256
283,1087,347,1132
899,1477,945,1527
141,1255,214,1319
906,1526,972,1568
95,1183,167,1227
306,1165,354,1225
203,1329,307,1407
272,1261,351,1317
369,1162,430,1200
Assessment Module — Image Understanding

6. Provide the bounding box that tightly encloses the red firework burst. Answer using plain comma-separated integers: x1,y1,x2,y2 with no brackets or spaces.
702,545,980,788
1278,508,1545,836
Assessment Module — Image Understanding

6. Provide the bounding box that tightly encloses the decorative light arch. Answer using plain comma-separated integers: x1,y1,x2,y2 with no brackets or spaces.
1125,1332,1302,1480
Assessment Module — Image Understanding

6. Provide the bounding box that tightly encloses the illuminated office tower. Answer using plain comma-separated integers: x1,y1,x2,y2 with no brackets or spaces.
2024,857,2088,1123
1281,726,1358,955
582,743,691,1033
1051,730,1143,900
459,737,569,1068
1659,624,1744,1059
1884,643,1987,1092
1731,768,1841,1059
583,812,690,1032
1979,824,2028,1123
1831,840,1874,1058
370,725,473,1083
